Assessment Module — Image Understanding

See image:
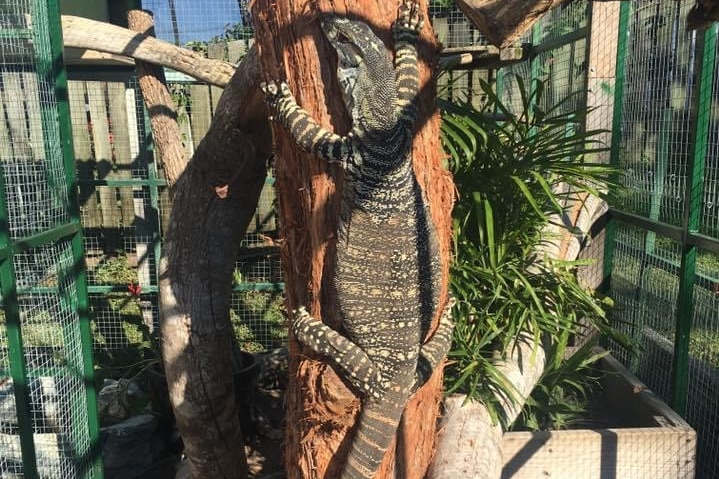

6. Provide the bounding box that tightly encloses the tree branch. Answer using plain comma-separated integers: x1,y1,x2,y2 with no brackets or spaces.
61,15,236,87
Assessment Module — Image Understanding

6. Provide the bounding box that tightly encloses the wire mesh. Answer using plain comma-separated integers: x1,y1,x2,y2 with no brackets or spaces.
140,0,252,47
0,4,72,241
0,0,99,477
537,0,589,44
65,63,285,358
608,222,681,404
13,238,96,478
498,0,589,117
0,289,24,477
614,0,695,226
685,248,719,479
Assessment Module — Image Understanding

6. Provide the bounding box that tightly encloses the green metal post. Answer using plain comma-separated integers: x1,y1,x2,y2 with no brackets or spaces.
0,176,39,479
671,26,716,415
530,21,542,95
604,1,631,287
43,0,104,475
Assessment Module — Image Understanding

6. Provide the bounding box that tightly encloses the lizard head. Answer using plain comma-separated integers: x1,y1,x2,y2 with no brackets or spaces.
320,15,399,136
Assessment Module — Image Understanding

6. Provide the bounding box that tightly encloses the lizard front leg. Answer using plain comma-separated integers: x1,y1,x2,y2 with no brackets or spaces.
293,307,385,399
262,80,353,166
393,0,423,127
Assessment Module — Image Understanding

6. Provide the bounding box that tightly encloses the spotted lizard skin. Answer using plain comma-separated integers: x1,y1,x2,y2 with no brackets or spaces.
263,2,454,477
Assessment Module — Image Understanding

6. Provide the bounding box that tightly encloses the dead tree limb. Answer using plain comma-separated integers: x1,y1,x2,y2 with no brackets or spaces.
61,15,235,87
454,0,567,48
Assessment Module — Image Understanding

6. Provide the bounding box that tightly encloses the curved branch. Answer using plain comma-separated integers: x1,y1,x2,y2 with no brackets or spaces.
61,15,236,87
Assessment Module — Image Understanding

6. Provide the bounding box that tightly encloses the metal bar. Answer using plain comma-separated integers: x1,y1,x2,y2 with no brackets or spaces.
610,209,683,241
81,282,286,295
11,222,81,253
671,25,716,415
0,28,32,39
610,208,719,253
77,177,276,187
43,0,104,476
603,1,632,287
530,27,589,56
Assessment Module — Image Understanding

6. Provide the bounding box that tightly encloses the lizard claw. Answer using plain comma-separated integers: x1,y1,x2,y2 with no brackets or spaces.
262,80,292,119
395,0,423,36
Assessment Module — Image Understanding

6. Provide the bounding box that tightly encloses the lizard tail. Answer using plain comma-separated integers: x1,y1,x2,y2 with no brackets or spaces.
341,396,406,479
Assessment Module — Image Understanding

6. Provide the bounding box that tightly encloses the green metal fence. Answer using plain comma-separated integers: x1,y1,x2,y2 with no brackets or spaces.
606,1,719,477
0,0,101,477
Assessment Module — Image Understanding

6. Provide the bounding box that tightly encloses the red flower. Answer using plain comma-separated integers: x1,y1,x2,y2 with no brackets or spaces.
128,283,142,297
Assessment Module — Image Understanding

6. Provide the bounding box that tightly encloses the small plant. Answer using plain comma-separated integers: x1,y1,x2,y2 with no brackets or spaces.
441,76,631,428
231,290,287,352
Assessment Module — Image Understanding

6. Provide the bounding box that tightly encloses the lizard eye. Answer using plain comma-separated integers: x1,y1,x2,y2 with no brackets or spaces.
337,31,352,43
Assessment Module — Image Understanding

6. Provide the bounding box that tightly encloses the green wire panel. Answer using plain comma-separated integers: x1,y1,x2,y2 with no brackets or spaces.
608,222,682,403
613,0,696,227
0,6,72,241
702,39,719,238
12,239,96,478
686,248,719,479
0,287,23,477
498,0,589,116
0,0,100,477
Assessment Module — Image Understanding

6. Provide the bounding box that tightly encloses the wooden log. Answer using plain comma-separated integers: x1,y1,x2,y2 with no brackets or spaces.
454,0,567,48
61,15,236,87
429,332,547,479
158,44,269,478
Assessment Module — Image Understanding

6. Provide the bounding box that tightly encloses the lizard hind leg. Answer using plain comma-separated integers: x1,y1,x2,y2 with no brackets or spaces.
292,307,385,399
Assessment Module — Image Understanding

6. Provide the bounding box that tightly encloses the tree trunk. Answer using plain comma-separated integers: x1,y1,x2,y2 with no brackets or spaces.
156,45,271,479
249,1,454,478
127,10,187,189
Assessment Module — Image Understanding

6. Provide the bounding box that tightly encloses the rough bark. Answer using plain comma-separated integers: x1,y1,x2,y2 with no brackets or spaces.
156,45,270,479
454,0,567,48
249,1,454,478
61,15,235,87
127,10,187,189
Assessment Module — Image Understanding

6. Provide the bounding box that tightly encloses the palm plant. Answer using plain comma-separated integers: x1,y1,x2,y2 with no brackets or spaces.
441,75,630,428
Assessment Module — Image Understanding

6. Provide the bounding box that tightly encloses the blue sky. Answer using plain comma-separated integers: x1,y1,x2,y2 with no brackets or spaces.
141,0,245,44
